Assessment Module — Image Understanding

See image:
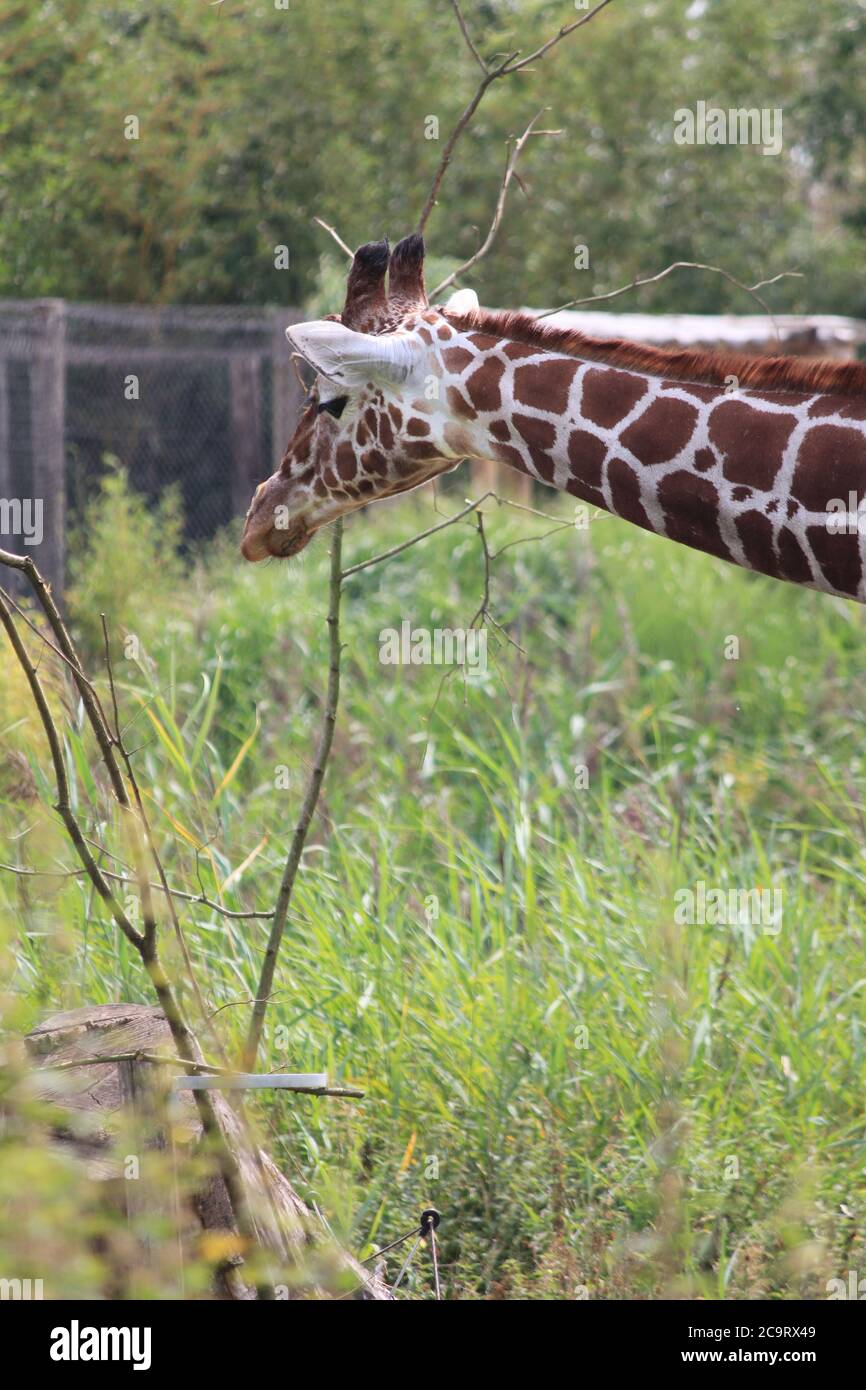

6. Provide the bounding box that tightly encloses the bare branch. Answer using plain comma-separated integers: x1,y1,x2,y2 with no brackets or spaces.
450,0,488,76
0,549,127,804
417,0,616,232
0,592,145,950
244,518,345,1071
313,216,354,261
468,511,525,655
500,0,617,76
0,859,276,919
430,111,560,299
342,489,577,581
416,76,495,235
539,262,804,340
341,492,497,579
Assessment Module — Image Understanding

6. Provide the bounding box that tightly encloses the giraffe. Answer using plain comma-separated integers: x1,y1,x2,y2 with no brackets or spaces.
241,234,866,602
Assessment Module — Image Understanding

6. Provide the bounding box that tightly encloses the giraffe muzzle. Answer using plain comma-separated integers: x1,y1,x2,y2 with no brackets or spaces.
240,514,310,562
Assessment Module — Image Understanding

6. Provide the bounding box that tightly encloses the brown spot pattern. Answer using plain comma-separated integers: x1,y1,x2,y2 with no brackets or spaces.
807,524,861,596
513,414,556,481
514,359,577,416
709,400,797,489
362,449,388,475
694,447,715,472
608,458,651,529
658,472,732,561
494,442,528,473
777,527,813,585
790,424,866,513
466,358,505,412
581,368,648,429
735,510,778,576
620,397,698,465
335,443,356,480
502,341,537,360
567,429,607,490
442,347,474,373
446,385,477,421
404,440,442,462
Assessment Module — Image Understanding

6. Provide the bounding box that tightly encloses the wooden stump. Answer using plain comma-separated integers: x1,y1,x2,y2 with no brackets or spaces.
25,1003,389,1300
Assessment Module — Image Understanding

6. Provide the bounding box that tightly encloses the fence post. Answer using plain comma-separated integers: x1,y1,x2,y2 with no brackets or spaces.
271,308,305,472
0,355,10,501
30,299,66,593
229,354,264,516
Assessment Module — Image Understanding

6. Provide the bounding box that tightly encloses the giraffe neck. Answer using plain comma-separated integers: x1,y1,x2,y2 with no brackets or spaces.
439,337,866,602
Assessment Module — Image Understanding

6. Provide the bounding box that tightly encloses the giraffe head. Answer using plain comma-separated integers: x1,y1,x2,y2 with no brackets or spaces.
240,234,480,561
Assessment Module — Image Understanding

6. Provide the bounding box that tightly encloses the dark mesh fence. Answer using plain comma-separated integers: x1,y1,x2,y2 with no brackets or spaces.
0,300,304,590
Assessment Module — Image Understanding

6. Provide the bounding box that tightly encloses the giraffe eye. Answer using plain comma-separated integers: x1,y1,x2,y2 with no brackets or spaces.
317,395,349,420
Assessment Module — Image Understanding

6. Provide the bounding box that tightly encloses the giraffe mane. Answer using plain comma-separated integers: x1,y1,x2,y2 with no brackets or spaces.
444,307,866,399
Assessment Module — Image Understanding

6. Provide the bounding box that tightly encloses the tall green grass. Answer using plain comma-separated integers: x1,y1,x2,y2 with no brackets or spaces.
2,471,866,1298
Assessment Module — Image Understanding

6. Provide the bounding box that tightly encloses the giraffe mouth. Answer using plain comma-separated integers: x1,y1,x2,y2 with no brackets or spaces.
271,517,311,559
240,516,311,562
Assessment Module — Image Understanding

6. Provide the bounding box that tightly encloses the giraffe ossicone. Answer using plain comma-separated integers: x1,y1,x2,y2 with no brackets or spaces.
241,234,866,602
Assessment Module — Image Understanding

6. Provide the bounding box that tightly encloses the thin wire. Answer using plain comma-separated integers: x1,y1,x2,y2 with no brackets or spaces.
359,1224,423,1265
429,1225,442,1301
392,1233,424,1291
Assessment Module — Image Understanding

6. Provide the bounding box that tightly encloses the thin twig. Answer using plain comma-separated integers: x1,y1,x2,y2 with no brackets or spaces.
0,549,127,803
417,0,615,232
0,591,143,951
450,0,488,76
341,492,497,579
313,216,354,262
539,262,804,341
0,860,275,919
501,0,617,76
469,511,524,655
243,518,345,1071
431,111,561,299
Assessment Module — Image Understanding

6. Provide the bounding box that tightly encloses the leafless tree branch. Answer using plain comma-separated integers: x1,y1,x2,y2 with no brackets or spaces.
243,518,344,1071
417,0,616,232
430,111,561,299
0,561,261,1279
450,0,488,76
539,262,804,340
501,0,617,76
0,858,276,918
313,216,354,261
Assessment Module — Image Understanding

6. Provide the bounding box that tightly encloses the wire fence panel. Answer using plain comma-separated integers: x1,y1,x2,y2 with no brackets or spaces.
0,300,304,592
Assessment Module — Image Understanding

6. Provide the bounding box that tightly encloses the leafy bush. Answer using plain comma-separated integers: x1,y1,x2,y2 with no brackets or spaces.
65,458,185,658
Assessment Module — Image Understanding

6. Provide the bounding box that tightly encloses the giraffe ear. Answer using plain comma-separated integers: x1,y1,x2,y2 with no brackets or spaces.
444,287,479,313
286,320,422,388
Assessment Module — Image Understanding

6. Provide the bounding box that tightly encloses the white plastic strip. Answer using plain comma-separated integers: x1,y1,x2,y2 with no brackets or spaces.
172,1072,328,1092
